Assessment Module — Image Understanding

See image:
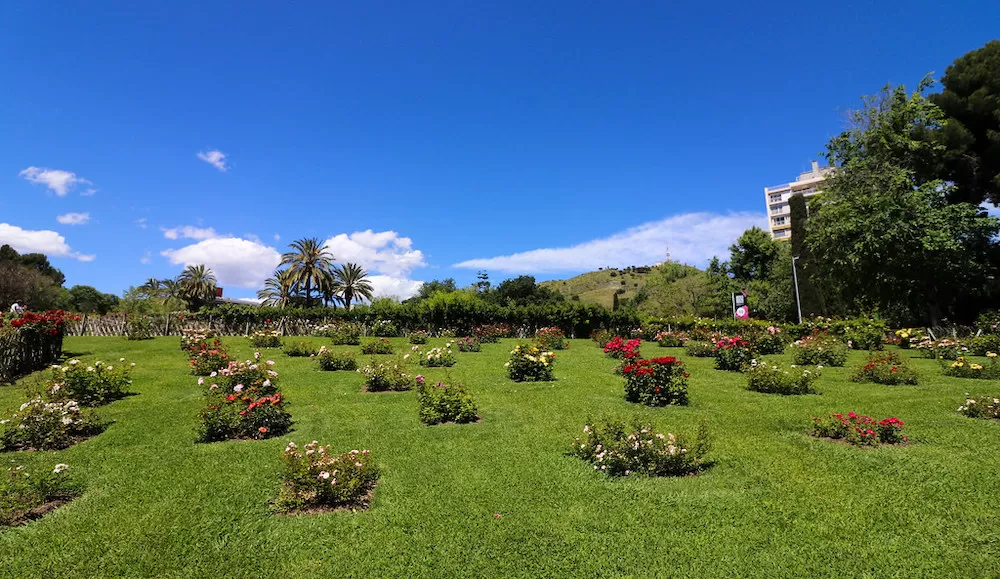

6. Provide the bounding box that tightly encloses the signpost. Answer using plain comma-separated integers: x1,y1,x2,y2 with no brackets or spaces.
732,292,749,320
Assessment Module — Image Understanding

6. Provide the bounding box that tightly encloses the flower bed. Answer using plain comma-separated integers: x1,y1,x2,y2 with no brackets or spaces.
189,341,231,375
316,322,362,346
275,441,379,513
314,347,357,371
408,330,429,344
747,326,786,355
958,394,1000,420
372,320,399,337
570,418,710,477
943,355,1000,379
416,377,479,425
684,340,716,357
0,399,104,451
745,360,819,395
603,336,641,360
473,323,510,344
894,328,927,349
914,338,968,360
790,332,849,367
197,355,290,442
590,329,613,348
1,310,75,384
360,338,394,355
654,331,688,348
457,336,481,352
412,343,457,368
534,327,567,350
211,355,280,394
359,359,414,392
1,463,81,527
851,351,918,385
621,357,689,406
283,340,318,357
249,328,282,348
125,315,154,340
810,412,907,446
45,358,134,406
713,336,755,371
181,328,218,352
506,344,555,382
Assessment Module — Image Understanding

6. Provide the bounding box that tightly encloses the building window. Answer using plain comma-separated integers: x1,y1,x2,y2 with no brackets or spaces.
773,216,786,225
769,194,782,203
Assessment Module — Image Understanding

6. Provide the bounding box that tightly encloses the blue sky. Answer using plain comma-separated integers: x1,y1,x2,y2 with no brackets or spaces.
1,1,997,301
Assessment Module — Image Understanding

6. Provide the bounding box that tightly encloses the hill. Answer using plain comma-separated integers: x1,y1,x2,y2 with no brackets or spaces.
540,266,656,308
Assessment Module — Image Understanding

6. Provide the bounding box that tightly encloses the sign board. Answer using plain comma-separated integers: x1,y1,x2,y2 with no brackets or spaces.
732,292,749,320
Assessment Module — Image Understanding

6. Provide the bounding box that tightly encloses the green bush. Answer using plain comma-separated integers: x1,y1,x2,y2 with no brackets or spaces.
283,340,318,357
45,358,134,406
590,329,613,348
745,360,820,395
372,320,399,337
850,351,919,385
359,358,413,392
408,330,429,344
1,463,82,527
0,399,104,452
249,329,282,348
621,356,689,406
275,441,379,513
412,343,457,368
943,355,1000,379
125,315,154,341
457,336,481,352
188,341,230,375
416,377,479,425
790,332,848,367
684,341,716,358
197,391,291,442
654,331,688,348
968,334,1000,357
506,344,555,382
314,347,357,371
181,328,218,351
361,339,394,355
713,336,755,372
958,393,1000,420
570,417,710,477
534,327,567,350
323,323,362,346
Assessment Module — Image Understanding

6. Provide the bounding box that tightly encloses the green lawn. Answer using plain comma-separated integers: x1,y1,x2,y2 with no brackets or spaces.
2,336,1000,578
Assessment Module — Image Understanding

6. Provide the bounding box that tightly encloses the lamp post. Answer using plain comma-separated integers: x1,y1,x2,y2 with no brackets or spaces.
791,255,803,324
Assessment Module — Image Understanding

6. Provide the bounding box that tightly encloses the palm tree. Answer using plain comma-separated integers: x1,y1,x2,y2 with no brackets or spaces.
280,237,334,307
140,278,161,298
334,262,374,310
177,264,217,309
257,268,297,308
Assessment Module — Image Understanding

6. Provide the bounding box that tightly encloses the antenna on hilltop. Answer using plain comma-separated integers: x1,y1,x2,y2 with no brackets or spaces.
664,247,671,263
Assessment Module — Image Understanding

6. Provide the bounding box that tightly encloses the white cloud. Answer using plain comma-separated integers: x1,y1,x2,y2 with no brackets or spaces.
56,212,90,225
0,223,94,261
454,212,768,273
81,188,97,197
136,218,147,229
161,225,219,240
19,166,92,196
197,149,228,171
244,233,261,243
140,251,152,264
161,237,281,289
368,275,424,301
273,233,281,241
323,230,426,278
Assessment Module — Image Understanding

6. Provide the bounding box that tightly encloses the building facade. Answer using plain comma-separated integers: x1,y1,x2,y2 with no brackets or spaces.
763,161,832,240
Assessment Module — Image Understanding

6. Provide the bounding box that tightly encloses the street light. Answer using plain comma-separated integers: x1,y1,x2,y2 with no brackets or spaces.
791,255,803,324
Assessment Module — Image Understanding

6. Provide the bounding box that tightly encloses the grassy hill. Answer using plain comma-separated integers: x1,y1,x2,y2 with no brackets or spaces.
540,266,655,308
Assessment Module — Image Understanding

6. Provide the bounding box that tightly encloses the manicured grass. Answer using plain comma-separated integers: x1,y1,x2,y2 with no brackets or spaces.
2,337,1000,577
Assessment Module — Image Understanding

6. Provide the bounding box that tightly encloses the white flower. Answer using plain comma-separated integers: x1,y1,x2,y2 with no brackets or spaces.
234,384,244,393
69,359,80,365
198,377,205,385
318,471,330,479
210,371,218,377
120,358,126,362
53,464,69,474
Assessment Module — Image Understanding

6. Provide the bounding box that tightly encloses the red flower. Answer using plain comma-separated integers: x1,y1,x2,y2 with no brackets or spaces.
258,427,268,434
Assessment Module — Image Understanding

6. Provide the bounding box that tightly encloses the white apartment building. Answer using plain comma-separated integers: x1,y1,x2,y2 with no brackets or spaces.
763,161,832,241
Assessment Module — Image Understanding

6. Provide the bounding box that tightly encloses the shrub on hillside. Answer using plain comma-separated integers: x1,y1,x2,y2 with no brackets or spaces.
372,320,399,337
570,417,710,477
45,358,134,406
810,412,907,446
0,399,104,452
790,332,849,367
359,358,414,392
745,360,820,395
1,463,81,527
361,338,394,355
416,377,479,425
621,357,689,406
275,441,379,513
851,351,919,385
506,344,556,382
314,347,357,371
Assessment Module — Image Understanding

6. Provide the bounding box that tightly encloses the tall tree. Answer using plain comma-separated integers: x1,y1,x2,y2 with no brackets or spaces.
177,264,218,310
728,227,781,282
929,40,1000,205
334,262,375,310
280,238,334,307
808,82,1000,325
